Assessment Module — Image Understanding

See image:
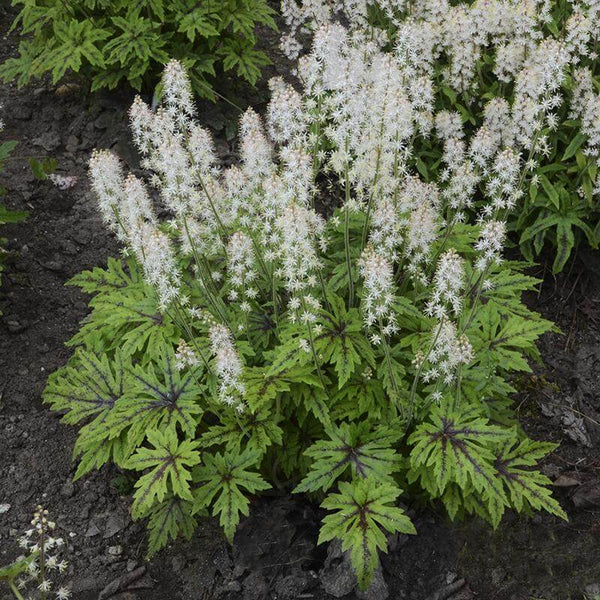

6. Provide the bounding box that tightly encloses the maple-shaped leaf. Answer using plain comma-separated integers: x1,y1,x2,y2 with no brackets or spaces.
492,437,567,526
469,303,553,374
481,266,544,318
319,478,416,589
124,428,201,519
68,259,177,357
44,349,132,479
408,404,510,523
199,404,282,456
146,497,197,558
277,417,324,480
43,348,127,426
72,429,129,481
294,421,403,494
314,294,374,389
107,343,204,449
293,383,333,428
68,257,141,295
244,363,321,411
192,448,270,542
332,372,386,421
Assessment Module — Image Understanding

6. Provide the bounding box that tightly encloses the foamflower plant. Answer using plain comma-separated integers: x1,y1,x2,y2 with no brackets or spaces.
45,50,569,588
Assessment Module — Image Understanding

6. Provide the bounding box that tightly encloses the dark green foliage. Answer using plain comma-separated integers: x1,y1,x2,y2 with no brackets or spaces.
1,0,277,99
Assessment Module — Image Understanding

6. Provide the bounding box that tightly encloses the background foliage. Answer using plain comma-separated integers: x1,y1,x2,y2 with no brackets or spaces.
0,0,277,100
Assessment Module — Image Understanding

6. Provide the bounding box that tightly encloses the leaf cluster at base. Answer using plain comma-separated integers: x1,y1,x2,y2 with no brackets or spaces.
44,232,566,588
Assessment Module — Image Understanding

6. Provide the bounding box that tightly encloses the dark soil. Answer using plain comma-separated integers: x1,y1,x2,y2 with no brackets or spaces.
1,7,599,600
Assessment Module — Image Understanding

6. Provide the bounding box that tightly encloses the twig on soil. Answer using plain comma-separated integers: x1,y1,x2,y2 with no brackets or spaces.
97,566,151,600
423,578,466,600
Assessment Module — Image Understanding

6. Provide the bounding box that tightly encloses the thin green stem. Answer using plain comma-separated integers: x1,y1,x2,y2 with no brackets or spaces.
299,301,331,402
408,318,445,422
9,581,25,600
380,330,402,418
182,216,229,324
344,163,355,307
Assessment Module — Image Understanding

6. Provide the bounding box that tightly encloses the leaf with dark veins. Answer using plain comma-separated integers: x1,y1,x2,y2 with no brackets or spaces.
493,438,567,525
43,349,127,425
124,428,201,519
146,497,197,557
319,479,415,590
192,449,270,542
408,404,509,524
294,421,403,494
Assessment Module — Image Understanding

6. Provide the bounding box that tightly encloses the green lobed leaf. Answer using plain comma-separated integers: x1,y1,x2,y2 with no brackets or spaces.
192,448,270,542
124,428,201,518
319,478,416,589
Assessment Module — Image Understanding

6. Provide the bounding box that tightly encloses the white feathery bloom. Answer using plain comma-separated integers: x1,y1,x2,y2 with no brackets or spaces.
570,67,600,154
358,246,397,333
209,323,245,410
486,147,521,211
435,111,463,141
133,222,180,309
121,174,156,233
153,134,199,216
427,249,465,317
279,0,370,58
511,38,570,148
240,108,275,184
280,145,314,205
129,95,161,157
470,99,511,168
441,160,479,210
441,5,480,92
227,231,258,301
187,124,219,178
275,203,324,320
267,77,307,144
475,219,506,269
405,201,439,265
88,150,125,233
369,197,403,261
426,318,474,384
565,9,592,58
162,59,196,127
175,339,200,371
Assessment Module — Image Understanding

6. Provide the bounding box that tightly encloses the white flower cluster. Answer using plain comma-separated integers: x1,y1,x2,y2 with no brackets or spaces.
174,339,200,371
427,249,465,318
89,152,181,310
571,67,600,158
209,323,245,411
358,247,397,339
275,202,324,323
423,319,474,385
227,231,258,309
89,149,125,235
279,0,372,59
90,0,599,411
14,506,71,599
